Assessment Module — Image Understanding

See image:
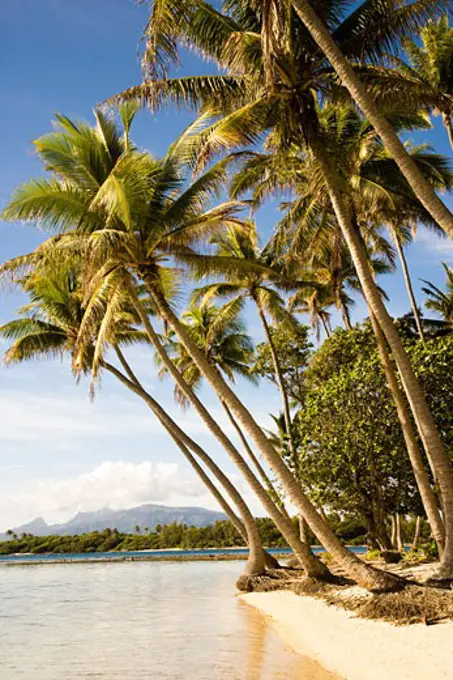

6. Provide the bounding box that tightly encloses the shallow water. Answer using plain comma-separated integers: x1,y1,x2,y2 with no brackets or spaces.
0,560,337,679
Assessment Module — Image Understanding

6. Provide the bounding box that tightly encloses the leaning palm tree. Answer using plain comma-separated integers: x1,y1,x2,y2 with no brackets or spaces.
0,263,270,576
122,0,453,236
160,300,327,565
230,102,448,558
161,301,276,493
1,111,394,588
284,0,453,238
422,263,453,329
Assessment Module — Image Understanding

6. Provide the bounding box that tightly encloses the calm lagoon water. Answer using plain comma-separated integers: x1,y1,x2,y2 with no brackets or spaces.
0,560,338,679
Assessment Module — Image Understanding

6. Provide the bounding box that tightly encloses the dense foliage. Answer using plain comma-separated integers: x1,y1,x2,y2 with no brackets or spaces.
296,324,453,548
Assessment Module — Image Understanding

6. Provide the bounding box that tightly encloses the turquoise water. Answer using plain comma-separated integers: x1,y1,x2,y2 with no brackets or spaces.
0,546,366,564
0,560,338,679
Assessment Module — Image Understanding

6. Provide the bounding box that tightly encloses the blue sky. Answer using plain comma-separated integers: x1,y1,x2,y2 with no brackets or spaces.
1,0,453,531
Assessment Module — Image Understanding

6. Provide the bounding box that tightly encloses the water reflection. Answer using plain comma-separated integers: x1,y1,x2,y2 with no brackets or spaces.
0,561,338,679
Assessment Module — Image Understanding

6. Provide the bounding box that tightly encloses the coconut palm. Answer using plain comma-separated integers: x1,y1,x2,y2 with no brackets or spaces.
386,16,453,150
188,225,308,459
162,301,270,482
3,108,405,588
160,300,328,567
0,263,270,576
422,263,453,328
2,110,396,587
230,102,448,558
290,285,333,340
161,301,278,492
285,0,453,238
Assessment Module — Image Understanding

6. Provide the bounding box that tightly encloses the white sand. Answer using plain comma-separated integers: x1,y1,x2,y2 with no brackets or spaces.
240,590,453,680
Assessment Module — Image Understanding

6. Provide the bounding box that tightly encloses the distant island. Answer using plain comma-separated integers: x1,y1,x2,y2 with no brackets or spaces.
0,503,228,540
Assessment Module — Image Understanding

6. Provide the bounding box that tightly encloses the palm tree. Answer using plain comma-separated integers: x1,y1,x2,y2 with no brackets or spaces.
188,225,307,459
422,263,453,328
290,285,333,339
286,0,453,238
160,300,328,571
127,3,453,562
162,301,275,489
392,16,453,150
1,111,399,589
186,225,331,546
229,102,448,558
0,263,268,576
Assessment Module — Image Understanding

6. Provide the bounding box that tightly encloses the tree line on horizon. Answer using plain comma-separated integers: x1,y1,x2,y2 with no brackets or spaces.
0,515,428,556
2,1,453,592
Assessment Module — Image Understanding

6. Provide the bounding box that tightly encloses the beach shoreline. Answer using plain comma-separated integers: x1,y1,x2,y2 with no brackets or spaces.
240,589,453,680
0,550,292,566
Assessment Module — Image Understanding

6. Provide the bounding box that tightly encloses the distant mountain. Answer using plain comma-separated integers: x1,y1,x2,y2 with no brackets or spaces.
1,504,226,539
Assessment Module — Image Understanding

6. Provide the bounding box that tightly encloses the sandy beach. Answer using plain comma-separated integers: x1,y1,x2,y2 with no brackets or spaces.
240,590,453,680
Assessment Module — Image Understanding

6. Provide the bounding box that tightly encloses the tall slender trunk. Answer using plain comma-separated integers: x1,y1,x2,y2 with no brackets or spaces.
320,314,331,338
368,312,445,553
412,516,422,552
127,281,331,579
103,357,266,575
442,113,453,152
143,283,401,590
390,226,425,342
395,514,404,553
290,0,453,240
341,302,353,331
310,138,453,581
222,400,292,525
256,303,296,457
255,302,315,553
391,515,397,550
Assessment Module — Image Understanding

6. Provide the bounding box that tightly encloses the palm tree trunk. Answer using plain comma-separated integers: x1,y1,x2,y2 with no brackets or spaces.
299,515,311,545
390,226,425,342
221,400,292,525
320,314,331,338
290,0,453,240
144,283,402,590
116,349,281,570
126,281,331,579
341,302,353,331
310,138,453,581
255,303,315,551
442,114,453,152
103,357,266,575
368,312,445,554
391,515,397,550
412,516,422,552
255,304,296,457
395,514,404,553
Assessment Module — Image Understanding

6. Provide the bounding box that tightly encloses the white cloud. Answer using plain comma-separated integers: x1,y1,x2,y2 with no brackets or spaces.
0,460,215,531
415,229,453,261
